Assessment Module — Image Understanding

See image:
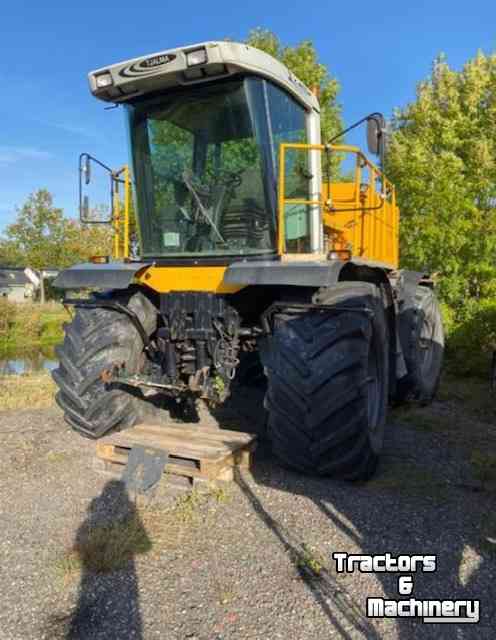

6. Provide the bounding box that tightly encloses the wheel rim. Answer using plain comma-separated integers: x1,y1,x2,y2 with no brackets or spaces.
418,315,435,377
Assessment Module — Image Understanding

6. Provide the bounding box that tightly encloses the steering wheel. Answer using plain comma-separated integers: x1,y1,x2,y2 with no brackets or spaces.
183,169,242,193
216,169,243,188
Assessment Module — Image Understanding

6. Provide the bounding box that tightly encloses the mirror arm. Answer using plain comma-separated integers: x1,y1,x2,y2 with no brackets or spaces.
79,152,113,175
82,196,89,220
78,152,115,224
326,113,385,146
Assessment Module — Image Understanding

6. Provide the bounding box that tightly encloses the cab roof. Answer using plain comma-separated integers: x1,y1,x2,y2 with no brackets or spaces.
88,41,320,112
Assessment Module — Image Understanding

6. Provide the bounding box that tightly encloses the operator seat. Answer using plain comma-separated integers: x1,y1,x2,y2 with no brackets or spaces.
219,167,272,250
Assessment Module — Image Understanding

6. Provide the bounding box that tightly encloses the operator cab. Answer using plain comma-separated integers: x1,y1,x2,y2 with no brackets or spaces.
88,42,322,260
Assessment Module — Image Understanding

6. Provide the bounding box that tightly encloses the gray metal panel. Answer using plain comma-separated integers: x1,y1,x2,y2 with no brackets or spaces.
348,257,396,271
89,41,319,113
53,262,148,290
224,260,344,288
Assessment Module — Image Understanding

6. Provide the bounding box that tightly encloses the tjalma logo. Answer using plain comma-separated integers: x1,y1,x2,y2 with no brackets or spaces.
119,54,177,78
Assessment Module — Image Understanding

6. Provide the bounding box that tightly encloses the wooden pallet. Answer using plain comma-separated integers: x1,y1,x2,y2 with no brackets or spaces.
95,423,257,483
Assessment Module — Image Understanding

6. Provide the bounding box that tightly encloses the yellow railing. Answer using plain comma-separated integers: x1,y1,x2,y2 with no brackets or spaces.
111,165,131,260
278,143,399,268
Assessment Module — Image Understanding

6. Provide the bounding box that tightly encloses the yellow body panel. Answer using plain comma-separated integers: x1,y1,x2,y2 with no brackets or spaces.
135,265,243,294
112,166,131,260
278,143,400,269
324,181,399,268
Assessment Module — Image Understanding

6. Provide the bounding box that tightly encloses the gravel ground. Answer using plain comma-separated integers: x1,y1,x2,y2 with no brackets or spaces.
0,384,495,640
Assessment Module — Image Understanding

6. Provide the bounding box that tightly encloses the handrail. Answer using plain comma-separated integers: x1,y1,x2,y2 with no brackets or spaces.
277,142,398,265
111,165,131,259
124,165,130,259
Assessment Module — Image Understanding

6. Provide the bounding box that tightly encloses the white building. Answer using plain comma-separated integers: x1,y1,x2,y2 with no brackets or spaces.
0,268,36,303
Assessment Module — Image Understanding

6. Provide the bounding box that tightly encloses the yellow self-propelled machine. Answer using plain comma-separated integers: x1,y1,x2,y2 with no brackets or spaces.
53,41,444,480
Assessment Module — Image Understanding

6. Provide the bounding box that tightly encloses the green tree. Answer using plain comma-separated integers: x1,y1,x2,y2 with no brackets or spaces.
0,236,22,266
0,190,66,268
0,189,113,269
386,52,496,306
246,28,342,142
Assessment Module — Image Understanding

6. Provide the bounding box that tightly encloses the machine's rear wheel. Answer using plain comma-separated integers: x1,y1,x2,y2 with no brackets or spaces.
260,282,389,481
52,290,158,438
397,285,444,405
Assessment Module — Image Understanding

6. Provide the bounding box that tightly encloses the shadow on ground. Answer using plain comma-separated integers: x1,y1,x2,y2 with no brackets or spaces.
40,376,495,640
219,380,495,639
45,480,150,640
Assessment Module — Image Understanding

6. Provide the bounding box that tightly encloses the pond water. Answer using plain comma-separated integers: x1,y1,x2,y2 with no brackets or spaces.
0,348,57,376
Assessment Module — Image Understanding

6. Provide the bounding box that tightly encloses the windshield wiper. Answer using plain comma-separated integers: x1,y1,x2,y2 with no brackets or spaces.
181,171,225,243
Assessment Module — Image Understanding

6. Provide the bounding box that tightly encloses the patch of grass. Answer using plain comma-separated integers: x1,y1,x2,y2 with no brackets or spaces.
172,489,205,523
442,298,496,379
58,512,152,579
55,550,82,585
296,543,326,579
470,450,496,492
367,463,449,497
392,374,496,434
391,402,459,436
217,585,236,605
46,451,68,464
204,483,232,504
393,376,496,457
0,371,56,411
0,301,67,352
57,483,230,583
393,408,446,432
437,375,496,423
170,483,231,522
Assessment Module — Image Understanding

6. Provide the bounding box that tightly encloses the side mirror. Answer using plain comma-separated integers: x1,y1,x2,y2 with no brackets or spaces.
79,153,113,224
82,153,91,185
366,114,386,157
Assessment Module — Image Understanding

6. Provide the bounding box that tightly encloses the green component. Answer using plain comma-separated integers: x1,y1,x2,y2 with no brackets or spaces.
212,375,225,393
285,205,308,241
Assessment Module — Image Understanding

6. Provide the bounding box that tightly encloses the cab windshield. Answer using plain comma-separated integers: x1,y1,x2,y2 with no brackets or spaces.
126,77,280,258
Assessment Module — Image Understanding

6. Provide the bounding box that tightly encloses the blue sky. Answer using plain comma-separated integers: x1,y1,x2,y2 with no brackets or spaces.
1,0,495,231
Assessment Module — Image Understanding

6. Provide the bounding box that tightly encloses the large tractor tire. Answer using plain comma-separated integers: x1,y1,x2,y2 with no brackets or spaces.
52,290,158,438
397,285,444,405
260,282,389,481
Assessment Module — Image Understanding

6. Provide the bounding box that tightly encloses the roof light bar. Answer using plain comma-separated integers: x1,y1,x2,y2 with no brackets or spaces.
186,48,207,67
95,72,113,88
